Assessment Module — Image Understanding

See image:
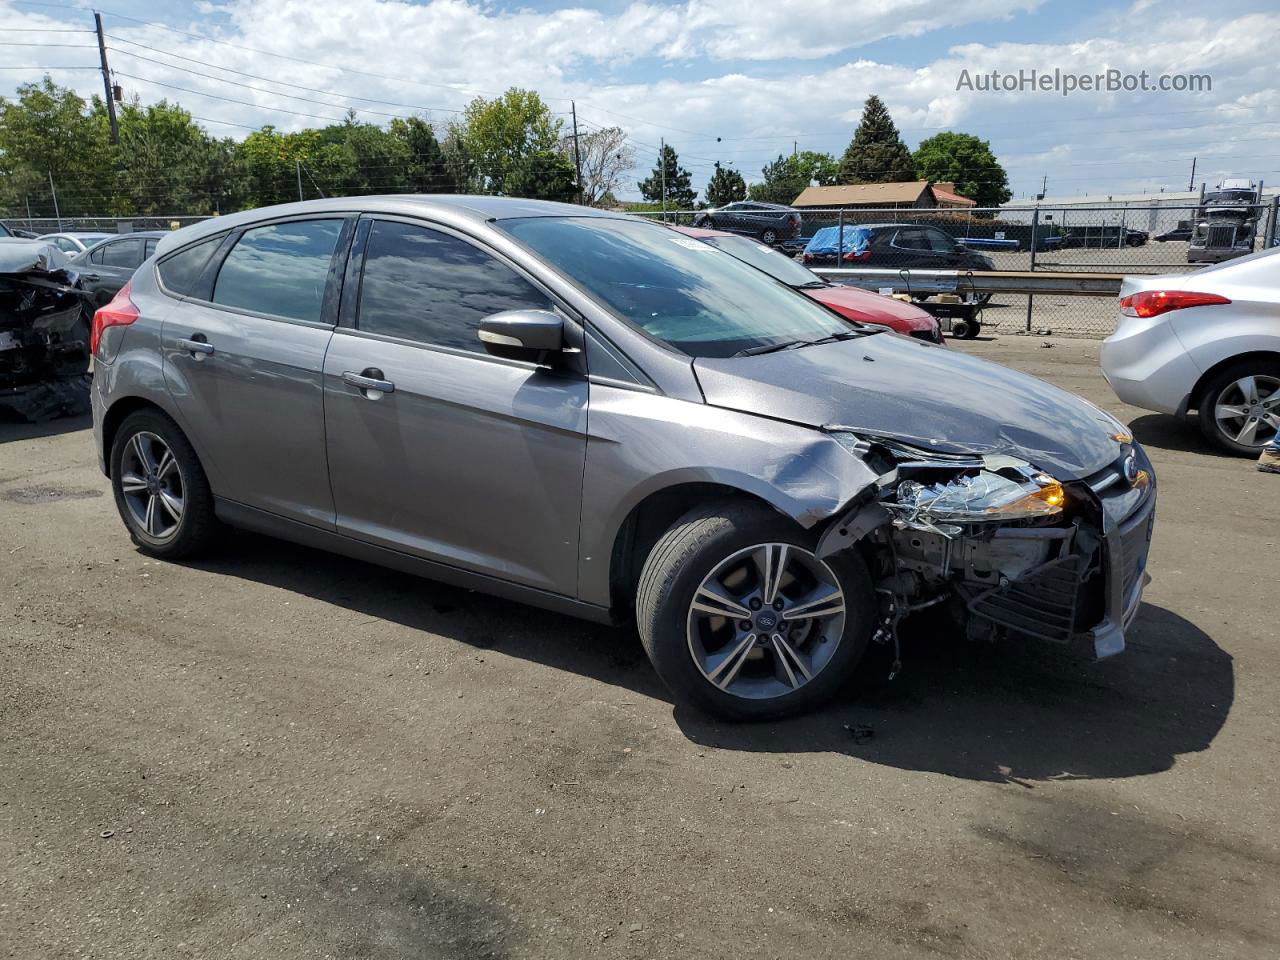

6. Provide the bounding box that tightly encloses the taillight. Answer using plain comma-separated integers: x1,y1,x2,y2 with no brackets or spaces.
1119,289,1230,318
90,280,139,359
803,253,813,262
842,250,871,262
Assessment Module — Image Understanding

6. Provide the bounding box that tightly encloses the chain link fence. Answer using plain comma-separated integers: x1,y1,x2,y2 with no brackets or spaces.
638,200,1280,338
8,203,1279,339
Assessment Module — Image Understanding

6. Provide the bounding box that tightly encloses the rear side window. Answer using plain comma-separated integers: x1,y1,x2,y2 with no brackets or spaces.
357,219,552,352
145,238,158,259
101,238,145,268
157,235,224,297
212,219,342,323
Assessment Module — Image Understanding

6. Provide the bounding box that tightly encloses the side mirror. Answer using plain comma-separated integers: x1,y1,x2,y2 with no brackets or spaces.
477,309,565,363
953,242,969,253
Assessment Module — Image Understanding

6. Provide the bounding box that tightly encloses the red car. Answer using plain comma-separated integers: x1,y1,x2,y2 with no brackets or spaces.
672,225,944,344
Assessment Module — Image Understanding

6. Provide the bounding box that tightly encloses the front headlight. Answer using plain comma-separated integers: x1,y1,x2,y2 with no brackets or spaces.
894,469,1064,522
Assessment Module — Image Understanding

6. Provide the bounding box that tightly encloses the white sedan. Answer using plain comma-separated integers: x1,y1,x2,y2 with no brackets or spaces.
1101,246,1279,455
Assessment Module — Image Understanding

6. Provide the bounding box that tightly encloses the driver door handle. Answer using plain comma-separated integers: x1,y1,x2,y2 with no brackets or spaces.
343,369,395,395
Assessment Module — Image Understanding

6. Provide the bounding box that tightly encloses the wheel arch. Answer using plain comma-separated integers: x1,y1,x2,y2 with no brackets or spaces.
101,394,201,479
1187,350,1280,410
606,480,808,619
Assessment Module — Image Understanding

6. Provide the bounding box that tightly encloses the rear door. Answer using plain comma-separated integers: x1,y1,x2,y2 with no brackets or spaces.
82,237,146,304
322,216,588,596
161,216,351,528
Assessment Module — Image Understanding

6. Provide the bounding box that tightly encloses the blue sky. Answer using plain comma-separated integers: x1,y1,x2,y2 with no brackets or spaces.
3,0,1278,202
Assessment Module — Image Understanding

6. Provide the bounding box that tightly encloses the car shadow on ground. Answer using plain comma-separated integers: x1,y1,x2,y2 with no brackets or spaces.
0,412,91,443
1127,412,1236,458
186,533,1231,786
676,603,1233,784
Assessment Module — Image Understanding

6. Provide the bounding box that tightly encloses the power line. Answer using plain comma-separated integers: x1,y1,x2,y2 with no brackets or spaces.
112,70,354,125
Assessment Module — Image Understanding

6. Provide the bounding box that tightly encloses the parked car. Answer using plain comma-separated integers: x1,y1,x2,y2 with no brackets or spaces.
1102,245,1280,456
673,225,943,344
71,231,167,305
802,223,997,274
692,201,802,245
39,232,115,255
92,196,1155,719
1154,224,1192,243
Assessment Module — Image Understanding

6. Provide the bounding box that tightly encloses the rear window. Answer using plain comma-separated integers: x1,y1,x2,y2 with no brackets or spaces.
212,220,342,323
100,238,145,268
157,235,224,297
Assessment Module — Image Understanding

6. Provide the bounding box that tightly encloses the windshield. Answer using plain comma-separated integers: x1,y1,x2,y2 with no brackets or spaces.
700,235,823,288
500,216,854,358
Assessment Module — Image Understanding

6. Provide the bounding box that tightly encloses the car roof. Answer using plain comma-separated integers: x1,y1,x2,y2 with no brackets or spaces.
155,195,624,258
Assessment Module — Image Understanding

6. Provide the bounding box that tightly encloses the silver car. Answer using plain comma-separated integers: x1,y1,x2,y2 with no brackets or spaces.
90,196,1156,719
1102,245,1280,455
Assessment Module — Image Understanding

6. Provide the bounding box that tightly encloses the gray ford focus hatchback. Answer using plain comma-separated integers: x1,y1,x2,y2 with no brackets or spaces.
90,196,1156,719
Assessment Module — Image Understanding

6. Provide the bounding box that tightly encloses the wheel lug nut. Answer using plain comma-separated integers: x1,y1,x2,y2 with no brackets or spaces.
772,599,784,610
749,598,762,610
740,620,753,631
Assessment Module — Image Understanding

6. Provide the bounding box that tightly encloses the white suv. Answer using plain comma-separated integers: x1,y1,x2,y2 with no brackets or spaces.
1101,246,1280,455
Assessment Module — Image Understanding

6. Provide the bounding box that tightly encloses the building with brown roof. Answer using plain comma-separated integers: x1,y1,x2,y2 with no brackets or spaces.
791,180,974,209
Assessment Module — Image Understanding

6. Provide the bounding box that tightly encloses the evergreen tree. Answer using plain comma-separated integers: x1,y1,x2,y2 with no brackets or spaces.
838,95,916,184
705,165,746,206
638,145,696,209
391,117,454,193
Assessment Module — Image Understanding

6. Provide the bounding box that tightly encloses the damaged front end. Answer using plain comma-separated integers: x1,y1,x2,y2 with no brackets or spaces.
818,430,1156,661
0,241,94,422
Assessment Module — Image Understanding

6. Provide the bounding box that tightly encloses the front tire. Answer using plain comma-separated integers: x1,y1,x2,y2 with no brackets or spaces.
635,502,875,720
1196,360,1280,456
110,408,219,559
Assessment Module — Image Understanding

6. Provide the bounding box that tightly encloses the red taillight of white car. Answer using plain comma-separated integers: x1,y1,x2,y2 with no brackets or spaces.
90,280,139,359
1119,289,1230,318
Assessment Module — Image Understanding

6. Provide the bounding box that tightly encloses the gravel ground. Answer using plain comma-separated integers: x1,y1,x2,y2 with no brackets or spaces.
2,336,1277,959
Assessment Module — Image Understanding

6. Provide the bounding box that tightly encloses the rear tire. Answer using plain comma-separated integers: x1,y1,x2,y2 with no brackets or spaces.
110,408,219,559
1196,359,1280,456
760,229,779,245
951,317,980,339
635,501,875,720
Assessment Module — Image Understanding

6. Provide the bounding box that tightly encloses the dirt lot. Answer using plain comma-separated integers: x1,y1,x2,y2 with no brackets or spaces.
2,336,1277,959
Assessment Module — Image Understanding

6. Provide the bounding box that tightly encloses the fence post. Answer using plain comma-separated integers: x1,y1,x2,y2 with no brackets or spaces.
837,209,844,268
1266,195,1279,249
1026,206,1040,333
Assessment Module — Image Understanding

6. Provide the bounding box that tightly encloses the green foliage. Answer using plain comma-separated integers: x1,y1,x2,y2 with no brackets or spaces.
506,149,578,202
705,166,747,206
638,144,697,209
912,131,1011,208
838,95,916,184
748,155,808,204
453,88,564,195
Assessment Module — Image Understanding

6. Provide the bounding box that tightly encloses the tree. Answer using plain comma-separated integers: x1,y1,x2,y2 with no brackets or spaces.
793,150,838,187
507,149,578,202
114,99,233,215
838,95,916,184
390,117,455,193
638,144,696,209
912,131,1011,208
705,165,747,206
565,125,634,206
748,155,809,205
454,88,563,195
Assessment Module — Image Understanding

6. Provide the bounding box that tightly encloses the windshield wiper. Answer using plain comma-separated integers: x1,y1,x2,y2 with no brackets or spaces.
733,339,809,357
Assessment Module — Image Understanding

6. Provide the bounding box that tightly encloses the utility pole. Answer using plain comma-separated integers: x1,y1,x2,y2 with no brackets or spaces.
570,101,584,206
296,159,304,201
49,171,61,231
94,12,119,145
659,137,667,222
1187,156,1196,192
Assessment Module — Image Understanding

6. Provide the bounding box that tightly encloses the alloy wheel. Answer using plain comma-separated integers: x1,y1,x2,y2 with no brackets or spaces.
1214,374,1280,448
686,543,846,701
119,431,185,540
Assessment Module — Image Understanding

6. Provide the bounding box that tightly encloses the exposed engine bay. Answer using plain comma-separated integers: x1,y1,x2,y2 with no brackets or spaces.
0,241,94,422
818,430,1155,667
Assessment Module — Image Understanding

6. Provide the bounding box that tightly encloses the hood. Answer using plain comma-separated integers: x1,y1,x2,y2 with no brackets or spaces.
803,285,935,333
693,335,1122,479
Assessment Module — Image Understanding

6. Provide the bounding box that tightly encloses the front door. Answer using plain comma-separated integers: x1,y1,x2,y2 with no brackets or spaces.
323,217,588,597
161,217,349,528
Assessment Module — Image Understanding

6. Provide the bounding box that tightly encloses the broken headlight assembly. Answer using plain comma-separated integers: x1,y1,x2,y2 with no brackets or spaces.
891,467,1064,526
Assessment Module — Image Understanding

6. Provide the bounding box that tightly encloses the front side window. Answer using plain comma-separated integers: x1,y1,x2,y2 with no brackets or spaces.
212,219,342,323
357,219,552,352
101,238,144,268
894,229,930,251
500,216,854,359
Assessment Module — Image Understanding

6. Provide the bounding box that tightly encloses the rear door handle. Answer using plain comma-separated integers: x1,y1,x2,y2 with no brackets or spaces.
342,370,395,395
177,337,214,356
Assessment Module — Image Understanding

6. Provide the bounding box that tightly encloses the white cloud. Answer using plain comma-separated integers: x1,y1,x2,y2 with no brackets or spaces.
0,0,1276,200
